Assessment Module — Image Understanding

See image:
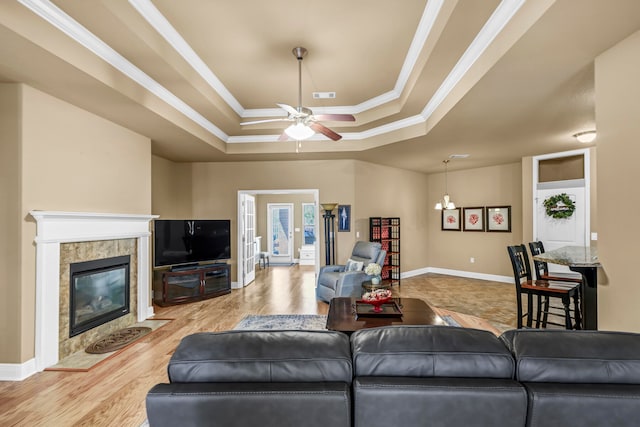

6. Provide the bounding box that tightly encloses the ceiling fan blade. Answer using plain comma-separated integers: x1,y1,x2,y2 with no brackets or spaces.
309,122,342,141
240,118,289,126
313,114,356,122
276,103,300,116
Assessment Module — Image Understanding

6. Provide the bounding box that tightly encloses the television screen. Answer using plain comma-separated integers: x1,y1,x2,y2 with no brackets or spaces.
154,219,231,267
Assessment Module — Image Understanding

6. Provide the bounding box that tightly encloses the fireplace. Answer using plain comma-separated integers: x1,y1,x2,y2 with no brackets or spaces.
69,255,131,337
29,210,157,375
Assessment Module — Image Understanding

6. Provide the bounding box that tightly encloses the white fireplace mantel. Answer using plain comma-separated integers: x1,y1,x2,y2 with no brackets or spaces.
30,211,158,373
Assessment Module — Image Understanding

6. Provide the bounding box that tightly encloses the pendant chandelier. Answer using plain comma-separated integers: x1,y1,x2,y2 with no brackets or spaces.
434,159,455,210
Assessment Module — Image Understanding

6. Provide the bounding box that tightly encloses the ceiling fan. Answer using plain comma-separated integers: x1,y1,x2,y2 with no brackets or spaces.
240,47,355,141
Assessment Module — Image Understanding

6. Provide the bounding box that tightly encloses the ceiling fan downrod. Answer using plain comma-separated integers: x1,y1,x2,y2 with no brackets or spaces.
292,47,307,114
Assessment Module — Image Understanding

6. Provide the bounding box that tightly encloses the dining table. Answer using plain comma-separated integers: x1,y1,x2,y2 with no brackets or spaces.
532,246,601,330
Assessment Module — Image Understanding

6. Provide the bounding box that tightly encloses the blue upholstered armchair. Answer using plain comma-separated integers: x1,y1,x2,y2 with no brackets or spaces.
316,241,387,302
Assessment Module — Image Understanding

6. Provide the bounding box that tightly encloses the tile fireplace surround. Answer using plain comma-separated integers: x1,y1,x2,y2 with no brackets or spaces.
28,211,157,377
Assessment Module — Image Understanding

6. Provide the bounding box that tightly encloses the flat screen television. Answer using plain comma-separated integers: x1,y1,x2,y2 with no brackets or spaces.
154,219,231,268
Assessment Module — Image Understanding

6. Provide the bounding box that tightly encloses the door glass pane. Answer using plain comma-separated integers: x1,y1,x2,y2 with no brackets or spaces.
302,203,315,244
271,207,290,256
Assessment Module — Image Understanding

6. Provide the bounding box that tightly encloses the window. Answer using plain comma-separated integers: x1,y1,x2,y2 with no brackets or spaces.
302,203,316,245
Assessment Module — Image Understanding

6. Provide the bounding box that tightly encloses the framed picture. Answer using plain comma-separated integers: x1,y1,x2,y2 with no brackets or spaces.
486,206,511,232
441,208,461,231
463,207,485,231
338,204,351,232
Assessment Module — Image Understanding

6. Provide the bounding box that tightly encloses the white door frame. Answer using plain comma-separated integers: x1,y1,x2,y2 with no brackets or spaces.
236,189,320,286
532,148,591,246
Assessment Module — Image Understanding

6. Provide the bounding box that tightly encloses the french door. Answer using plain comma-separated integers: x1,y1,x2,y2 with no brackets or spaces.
267,203,293,264
241,194,256,286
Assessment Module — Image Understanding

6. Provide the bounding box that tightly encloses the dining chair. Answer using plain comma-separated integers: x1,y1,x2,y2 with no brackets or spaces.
528,241,583,329
507,244,581,329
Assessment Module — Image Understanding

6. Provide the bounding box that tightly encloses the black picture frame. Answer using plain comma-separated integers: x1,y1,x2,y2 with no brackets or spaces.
338,205,351,232
441,208,461,231
486,206,511,232
463,207,485,232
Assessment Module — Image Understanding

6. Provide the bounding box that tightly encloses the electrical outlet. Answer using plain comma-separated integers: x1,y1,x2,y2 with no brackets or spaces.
356,231,360,238
470,257,475,263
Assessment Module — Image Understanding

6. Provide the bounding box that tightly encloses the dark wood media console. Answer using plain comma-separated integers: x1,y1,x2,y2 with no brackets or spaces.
152,263,231,306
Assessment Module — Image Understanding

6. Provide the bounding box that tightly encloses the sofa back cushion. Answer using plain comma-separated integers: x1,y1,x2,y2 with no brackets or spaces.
169,330,352,383
351,325,515,379
501,329,640,384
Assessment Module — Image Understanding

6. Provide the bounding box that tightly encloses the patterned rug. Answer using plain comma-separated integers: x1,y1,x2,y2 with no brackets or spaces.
85,326,152,354
233,313,461,330
234,314,328,330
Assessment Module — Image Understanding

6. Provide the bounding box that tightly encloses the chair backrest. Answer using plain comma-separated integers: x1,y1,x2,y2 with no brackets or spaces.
350,241,383,266
528,241,549,280
507,244,532,288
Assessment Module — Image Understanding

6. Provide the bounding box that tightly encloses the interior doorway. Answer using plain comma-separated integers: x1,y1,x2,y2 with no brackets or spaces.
237,189,320,288
532,149,591,274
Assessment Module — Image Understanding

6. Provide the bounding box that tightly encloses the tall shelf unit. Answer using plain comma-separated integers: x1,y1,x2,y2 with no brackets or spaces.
369,217,400,287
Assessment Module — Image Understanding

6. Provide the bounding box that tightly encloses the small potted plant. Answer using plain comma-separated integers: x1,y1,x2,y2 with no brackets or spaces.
365,263,382,285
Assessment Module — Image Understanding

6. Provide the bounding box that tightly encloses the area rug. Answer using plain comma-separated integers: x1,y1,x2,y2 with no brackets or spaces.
233,313,462,331
85,326,152,354
234,314,328,330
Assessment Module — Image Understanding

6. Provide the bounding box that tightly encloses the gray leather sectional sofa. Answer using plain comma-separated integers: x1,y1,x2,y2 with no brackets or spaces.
146,326,640,427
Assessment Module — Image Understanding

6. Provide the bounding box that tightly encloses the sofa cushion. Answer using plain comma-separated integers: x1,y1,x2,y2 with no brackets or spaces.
147,382,352,427
501,329,640,383
353,377,527,427
351,325,515,379
168,330,352,383
521,382,640,427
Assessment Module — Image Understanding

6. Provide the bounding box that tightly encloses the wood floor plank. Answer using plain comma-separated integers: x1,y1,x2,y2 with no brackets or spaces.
0,266,516,426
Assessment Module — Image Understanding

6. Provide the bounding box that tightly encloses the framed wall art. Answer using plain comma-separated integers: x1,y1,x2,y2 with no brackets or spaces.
486,206,511,232
463,207,485,231
338,204,351,232
441,208,461,231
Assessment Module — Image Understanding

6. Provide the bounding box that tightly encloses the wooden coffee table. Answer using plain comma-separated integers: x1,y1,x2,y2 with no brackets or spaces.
326,297,443,333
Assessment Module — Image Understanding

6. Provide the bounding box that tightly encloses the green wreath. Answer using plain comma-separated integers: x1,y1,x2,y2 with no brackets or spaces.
543,193,575,219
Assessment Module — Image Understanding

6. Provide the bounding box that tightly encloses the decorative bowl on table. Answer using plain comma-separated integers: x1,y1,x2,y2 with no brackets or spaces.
359,289,393,313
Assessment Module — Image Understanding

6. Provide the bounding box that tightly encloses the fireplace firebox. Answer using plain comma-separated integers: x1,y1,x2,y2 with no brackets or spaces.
69,255,131,337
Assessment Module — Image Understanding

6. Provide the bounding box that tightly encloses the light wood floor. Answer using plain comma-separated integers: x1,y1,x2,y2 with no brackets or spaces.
0,266,517,427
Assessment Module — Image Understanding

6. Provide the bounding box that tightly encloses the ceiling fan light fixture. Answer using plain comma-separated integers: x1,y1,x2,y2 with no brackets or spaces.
285,122,315,140
573,130,596,143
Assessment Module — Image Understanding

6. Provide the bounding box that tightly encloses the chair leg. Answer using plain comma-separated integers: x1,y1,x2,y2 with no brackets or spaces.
573,292,582,330
541,296,550,328
516,293,524,329
526,294,534,328
535,295,542,328
562,296,573,329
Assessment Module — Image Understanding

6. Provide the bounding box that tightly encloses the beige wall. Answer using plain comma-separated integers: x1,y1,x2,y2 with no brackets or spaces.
0,84,22,363
428,162,523,277
595,29,640,332
152,155,193,219
354,161,429,272
0,84,152,364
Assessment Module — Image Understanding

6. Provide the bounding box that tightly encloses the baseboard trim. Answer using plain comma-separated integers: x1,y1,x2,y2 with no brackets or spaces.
0,358,37,381
402,267,512,284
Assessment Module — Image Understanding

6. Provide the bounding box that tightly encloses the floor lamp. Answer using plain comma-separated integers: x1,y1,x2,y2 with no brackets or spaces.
321,203,337,265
